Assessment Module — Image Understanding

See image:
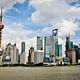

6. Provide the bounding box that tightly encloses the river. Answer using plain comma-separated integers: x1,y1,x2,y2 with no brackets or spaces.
0,66,80,80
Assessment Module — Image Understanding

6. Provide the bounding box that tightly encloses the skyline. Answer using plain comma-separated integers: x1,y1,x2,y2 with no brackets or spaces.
0,0,80,54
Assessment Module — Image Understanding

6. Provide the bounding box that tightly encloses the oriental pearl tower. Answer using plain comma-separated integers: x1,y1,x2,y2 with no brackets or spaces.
0,8,4,48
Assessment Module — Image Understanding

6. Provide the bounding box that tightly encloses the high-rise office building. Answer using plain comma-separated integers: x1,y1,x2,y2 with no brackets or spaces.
55,44,62,63
27,36,43,52
37,37,43,50
58,44,62,56
66,35,73,51
44,29,58,63
74,45,80,63
56,43,58,56
21,42,25,53
13,44,19,64
0,8,4,48
44,36,52,57
27,36,43,64
52,29,58,62
65,35,76,64
20,42,26,64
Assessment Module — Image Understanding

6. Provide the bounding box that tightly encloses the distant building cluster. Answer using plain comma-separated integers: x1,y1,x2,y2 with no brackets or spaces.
64,35,80,64
0,8,80,66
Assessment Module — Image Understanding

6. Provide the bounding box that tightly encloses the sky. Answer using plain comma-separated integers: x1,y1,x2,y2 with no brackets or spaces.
0,0,80,55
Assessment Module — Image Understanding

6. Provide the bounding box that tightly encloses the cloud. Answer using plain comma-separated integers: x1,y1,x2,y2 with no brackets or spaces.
41,19,80,36
30,0,80,24
2,22,35,52
56,19,80,36
29,0,80,44
0,0,25,11
1,0,80,56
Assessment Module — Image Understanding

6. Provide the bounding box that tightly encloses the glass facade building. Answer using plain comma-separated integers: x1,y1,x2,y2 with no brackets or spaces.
44,36,52,57
37,37,43,50
21,42,25,53
58,44,62,56
44,29,58,62
56,44,62,57
56,43,58,56
52,29,58,56
66,41,74,51
74,45,80,63
52,29,58,62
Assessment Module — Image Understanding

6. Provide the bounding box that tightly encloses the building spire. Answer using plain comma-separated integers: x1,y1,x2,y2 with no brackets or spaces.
0,7,2,22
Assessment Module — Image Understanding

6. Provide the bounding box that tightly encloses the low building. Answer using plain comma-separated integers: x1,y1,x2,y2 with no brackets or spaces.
63,57,71,64
0,49,3,64
3,43,19,64
34,50,44,64
28,47,34,64
2,55,11,64
66,48,76,64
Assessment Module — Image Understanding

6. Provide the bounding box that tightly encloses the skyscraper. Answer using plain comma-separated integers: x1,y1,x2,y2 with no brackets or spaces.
74,45,80,63
0,8,4,48
58,44,62,56
44,29,58,63
21,42,25,53
37,37,43,50
20,42,26,64
66,35,73,51
28,36,43,64
44,36,52,57
65,35,76,64
52,29,58,62
56,44,62,56
13,43,19,64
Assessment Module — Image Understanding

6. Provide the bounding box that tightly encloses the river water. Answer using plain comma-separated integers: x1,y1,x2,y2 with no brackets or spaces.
0,66,80,80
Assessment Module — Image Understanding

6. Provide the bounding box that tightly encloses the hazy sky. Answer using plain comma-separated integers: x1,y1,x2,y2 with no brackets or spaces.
0,0,80,54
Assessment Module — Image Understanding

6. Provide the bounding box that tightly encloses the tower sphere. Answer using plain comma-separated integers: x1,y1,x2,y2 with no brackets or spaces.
0,23,4,29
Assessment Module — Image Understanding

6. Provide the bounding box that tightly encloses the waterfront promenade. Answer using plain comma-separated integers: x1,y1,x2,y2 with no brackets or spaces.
0,66,80,80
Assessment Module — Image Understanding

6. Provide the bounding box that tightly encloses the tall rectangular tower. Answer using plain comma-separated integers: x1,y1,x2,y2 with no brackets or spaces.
52,29,58,62
21,42,25,53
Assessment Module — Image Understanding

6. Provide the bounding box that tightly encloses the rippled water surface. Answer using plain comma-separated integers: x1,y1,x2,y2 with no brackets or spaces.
0,66,80,80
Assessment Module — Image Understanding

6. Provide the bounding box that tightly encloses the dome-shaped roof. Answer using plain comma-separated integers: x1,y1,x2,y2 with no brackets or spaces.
2,55,11,62
0,23,4,29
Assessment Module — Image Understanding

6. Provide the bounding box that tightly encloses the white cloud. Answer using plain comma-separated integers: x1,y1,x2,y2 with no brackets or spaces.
0,0,25,11
30,0,80,43
2,22,34,52
30,0,80,24
41,19,80,36
56,19,80,36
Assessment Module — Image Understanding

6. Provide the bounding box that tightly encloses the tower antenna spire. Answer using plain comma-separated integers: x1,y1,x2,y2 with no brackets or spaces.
0,7,4,48
0,7,3,22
